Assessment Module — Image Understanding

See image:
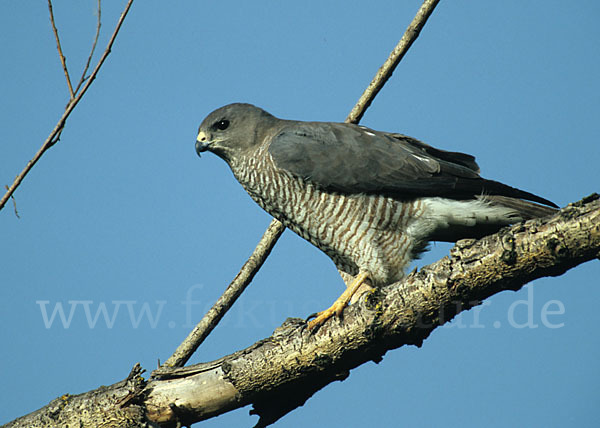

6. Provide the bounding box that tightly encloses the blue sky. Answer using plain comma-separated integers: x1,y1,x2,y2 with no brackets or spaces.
1,1,599,426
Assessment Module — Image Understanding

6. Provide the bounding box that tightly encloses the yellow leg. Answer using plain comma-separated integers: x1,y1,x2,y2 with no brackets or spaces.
307,272,369,330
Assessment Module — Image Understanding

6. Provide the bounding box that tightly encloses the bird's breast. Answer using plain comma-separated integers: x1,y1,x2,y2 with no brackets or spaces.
229,153,421,286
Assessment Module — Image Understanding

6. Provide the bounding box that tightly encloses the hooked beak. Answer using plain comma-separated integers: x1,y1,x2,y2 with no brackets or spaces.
195,131,210,157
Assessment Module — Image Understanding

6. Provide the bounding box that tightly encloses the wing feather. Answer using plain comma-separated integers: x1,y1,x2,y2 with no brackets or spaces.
268,121,557,207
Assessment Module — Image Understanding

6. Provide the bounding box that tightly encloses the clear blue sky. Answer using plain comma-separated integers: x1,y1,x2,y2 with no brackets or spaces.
1,1,599,426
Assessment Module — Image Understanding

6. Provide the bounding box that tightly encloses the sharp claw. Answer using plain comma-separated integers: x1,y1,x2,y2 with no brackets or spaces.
306,273,370,332
307,317,326,331
306,319,320,331
305,312,319,322
306,309,337,331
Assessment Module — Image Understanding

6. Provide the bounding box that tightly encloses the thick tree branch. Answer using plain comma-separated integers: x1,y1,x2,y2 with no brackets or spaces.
5,196,598,427
9,196,595,428
2,365,147,428
142,195,600,427
166,0,442,369
0,0,133,213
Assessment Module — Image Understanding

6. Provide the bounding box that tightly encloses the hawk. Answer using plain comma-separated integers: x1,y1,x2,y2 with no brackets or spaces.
195,103,557,329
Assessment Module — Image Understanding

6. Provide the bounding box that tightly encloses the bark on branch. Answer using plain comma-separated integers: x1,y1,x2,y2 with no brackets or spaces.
5,195,599,428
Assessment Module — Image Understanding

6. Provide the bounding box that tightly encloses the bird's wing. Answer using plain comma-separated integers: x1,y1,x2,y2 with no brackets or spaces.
268,121,557,207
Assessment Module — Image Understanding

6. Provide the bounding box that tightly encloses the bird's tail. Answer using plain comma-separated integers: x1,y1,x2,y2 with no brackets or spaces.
419,196,558,243
482,194,557,220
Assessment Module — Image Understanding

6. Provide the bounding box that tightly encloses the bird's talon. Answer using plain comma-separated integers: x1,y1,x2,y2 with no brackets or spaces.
305,312,319,322
306,310,336,331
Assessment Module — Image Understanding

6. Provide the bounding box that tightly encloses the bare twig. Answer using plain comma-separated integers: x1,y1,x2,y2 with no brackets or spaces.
47,0,74,99
0,0,134,212
165,0,442,368
163,220,286,367
346,0,441,124
4,185,20,219
74,0,102,95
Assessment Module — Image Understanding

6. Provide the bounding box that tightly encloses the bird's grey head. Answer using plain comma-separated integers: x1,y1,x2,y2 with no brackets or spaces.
195,103,276,163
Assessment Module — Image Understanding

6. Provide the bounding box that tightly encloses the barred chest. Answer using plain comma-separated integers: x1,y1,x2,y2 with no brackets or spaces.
230,153,348,263
227,151,418,286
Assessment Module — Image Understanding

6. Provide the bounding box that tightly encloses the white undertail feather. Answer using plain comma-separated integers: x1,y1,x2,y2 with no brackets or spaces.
411,197,522,244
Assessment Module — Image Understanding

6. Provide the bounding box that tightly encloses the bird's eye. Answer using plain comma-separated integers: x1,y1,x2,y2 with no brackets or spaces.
216,119,230,131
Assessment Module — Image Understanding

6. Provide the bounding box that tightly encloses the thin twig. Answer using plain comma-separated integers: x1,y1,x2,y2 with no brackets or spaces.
47,0,74,99
4,185,20,219
164,220,286,367
346,0,441,124
0,0,135,212
74,0,102,95
164,0,442,368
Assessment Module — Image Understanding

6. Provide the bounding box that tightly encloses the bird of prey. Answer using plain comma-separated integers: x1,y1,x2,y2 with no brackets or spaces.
195,103,557,329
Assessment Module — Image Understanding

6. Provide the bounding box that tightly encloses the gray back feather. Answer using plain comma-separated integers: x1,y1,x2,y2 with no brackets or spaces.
268,121,556,207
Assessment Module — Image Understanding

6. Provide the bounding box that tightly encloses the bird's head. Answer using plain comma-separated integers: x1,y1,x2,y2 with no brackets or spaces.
196,103,277,163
